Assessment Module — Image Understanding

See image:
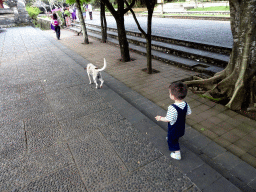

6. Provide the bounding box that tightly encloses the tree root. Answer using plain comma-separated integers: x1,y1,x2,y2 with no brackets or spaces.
184,70,227,91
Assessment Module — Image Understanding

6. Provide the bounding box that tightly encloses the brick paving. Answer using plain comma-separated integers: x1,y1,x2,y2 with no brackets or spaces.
47,28,256,170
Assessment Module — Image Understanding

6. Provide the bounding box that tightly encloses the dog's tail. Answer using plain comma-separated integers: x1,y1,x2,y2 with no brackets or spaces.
97,58,107,72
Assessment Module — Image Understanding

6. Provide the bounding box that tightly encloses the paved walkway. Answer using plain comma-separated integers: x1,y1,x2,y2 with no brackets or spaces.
0,26,253,191
45,28,256,191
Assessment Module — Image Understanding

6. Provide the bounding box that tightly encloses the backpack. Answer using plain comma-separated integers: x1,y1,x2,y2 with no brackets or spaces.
53,20,59,26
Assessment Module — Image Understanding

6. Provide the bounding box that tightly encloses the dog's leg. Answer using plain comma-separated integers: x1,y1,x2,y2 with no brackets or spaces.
93,76,98,89
99,76,104,88
87,73,92,84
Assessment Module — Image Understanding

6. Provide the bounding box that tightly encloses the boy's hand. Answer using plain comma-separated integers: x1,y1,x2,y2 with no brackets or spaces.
155,116,161,121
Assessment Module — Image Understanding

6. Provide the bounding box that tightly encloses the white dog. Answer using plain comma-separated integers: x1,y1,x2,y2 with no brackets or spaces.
85,58,107,89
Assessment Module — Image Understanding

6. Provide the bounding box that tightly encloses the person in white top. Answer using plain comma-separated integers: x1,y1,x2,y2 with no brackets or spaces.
155,81,191,160
87,4,93,20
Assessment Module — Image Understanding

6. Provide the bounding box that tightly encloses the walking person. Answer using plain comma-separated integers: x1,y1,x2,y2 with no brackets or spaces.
155,82,191,160
82,4,87,20
62,8,67,27
87,4,93,20
51,13,62,40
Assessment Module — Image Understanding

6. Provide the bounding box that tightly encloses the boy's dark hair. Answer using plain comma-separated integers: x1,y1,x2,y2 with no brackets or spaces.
53,13,57,20
169,81,188,100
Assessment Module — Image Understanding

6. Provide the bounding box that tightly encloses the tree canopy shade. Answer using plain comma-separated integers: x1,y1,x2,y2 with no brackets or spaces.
185,0,256,111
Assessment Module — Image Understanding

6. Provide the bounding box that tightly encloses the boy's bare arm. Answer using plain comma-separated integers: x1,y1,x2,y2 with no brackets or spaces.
155,115,170,122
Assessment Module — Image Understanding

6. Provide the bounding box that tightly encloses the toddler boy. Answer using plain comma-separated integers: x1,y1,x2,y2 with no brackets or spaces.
155,82,191,160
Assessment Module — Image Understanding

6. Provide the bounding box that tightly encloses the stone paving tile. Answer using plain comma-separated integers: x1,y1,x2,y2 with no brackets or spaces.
52,99,111,122
240,153,256,168
213,137,232,148
0,84,21,102
67,84,102,103
186,163,222,190
248,147,256,157
60,108,123,139
46,88,80,107
19,165,86,191
0,142,73,191
68,130,129,191
206,122,232,136
233,138,254,151
202,177,241,192
226,144,246,157
99,120,163,172
103,156,199,191
26,125,63,153
19,80,45,98
59,114,103,141
220,132,241,144
0,120,26,161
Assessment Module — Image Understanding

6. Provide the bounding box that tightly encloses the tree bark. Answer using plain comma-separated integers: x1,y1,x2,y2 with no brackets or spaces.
100,0,107,43
116,15,130,61
75,1,89,44
184,0,256,111
146,6,153,74
124,0,156,73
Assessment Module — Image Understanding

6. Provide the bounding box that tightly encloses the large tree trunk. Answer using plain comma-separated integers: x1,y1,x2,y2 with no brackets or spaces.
124,0,155,73
145,6,154,74
116,16,130,62
102,0,135,62
100,0,107,43
75,1,89,44
184,0,256,111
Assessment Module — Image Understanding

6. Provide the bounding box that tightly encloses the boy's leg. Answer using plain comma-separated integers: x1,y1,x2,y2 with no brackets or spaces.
167,138,181,160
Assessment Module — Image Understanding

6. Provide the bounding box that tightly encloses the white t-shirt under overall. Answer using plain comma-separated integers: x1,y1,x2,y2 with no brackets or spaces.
166,101,191,125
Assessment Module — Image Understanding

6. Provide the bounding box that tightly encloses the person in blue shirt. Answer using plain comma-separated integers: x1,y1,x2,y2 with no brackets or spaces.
155,81,191,160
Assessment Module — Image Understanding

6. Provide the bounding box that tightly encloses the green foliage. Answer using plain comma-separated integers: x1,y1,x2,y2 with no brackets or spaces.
64,9,71,16
66,0,90,5
56,10,65,26
190,6,230,12
81,6,86,12
26,6,41,20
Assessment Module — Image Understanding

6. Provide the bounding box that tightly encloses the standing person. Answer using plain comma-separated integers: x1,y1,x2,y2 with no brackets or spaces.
87,4,92,20
155,82,191,160
51,13,62,40
82,4,87,20
64,7,71,27
72,7,77,21
62,8,67,27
